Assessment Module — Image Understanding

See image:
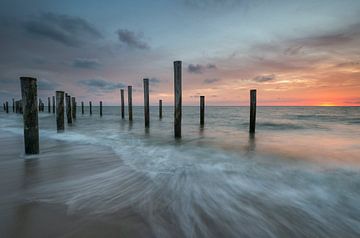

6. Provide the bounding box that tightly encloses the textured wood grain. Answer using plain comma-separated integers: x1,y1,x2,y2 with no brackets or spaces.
56,91,65,131
143,79,150,128
174,61,182,138
20,77,39,154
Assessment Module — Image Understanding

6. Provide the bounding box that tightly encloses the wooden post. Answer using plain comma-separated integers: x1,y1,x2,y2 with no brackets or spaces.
52,96,55,113
20,77,39,154
159,100,162,119
120,89,125,119
66,95,72,124
81,101,84,114
100,101,103,117
19,100,23,114
174,61,182,138
128,86,133,121
200,96,205,126
48,97,51,113
89,101,92,115
71,97,76,119
5,101,9,113
56,91,65,131
249,89,256,133
143,78,149,128
12,98,15,112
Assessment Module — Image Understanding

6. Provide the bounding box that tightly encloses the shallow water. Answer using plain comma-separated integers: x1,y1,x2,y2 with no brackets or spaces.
0,106,360,238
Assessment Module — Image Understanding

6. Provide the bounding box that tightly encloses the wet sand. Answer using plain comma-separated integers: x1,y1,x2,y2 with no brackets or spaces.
0,133,154,238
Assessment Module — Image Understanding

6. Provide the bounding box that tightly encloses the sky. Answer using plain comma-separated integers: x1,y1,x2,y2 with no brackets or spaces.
0,0,359,106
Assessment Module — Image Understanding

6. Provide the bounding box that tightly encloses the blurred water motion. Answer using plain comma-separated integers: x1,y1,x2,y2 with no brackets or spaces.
0,106,359,238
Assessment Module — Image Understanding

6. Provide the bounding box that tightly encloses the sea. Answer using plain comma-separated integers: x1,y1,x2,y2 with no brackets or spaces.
0,106,359,238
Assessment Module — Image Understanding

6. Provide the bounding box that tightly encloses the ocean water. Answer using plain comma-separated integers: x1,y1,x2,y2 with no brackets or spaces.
0,106,359,238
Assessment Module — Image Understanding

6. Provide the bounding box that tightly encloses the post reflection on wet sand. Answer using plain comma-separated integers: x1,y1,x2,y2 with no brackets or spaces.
22,159,39,189
246,133,256,154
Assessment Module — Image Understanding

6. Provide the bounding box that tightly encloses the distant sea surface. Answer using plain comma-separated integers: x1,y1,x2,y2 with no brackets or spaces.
0,106,359,238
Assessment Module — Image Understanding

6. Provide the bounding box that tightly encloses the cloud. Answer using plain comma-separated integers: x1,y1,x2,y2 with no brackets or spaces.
117,29,149,49
23,12,101,47
183,0,247,9
243,21,360,74
206,63,217,69
188,64,203,73
284,45,303,55
73,58,101,69
203,78,220,84
278,22,360,54
78,79,125,91
253,74,276,82
187,63,217,74
335,62,360,68
0,77,58,90
38,79,59,90
296,22,360,48
149,78,161,84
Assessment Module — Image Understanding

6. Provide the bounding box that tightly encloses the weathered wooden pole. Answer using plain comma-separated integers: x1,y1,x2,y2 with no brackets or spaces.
20,77,39,154
56,91,65,131
19,100,23,114
66,95,72,124
200,96,205,126
159,100,162,119
100,101,103,117
174,61,182,138
12,98,15,112
71,97,76,119
81,101,84,114
128,86,133,121
5,101,9,113
16,100,21,114
120,89,125,119
143,78,150,128
249,89,257,133
89,101,92,115
52,96,55,113
48,97,51,113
